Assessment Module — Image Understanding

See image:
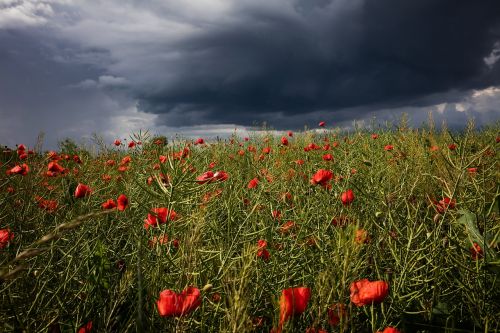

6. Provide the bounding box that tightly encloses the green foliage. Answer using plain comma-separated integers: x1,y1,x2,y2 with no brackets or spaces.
0,126,499,332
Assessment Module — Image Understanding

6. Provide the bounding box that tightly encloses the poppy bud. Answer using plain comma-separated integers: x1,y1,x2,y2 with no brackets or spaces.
340,189,355,205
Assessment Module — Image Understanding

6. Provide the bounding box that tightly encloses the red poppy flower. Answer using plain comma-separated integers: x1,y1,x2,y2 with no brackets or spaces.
310,169,333,186
114,139,121,146
262,147,271,154
102,199,117,210
354,229,370,244
0,228,14,249
194,138,205,145
279,221,296,234
248,178,259,189
328,303,347,326
384,145,394,151
272,210,282,220
322,154,333,161
433,197,456,214
144,207,177,229
121,156,132,165
257,248,270,261
48,161,65,173
287,131,293,137
7,164,29,176
77,321,93,333
470,242,483,260
371,134,378,139
319,121,326,127
279,287,311,325
281,137,289,146
74,183,92,198
376,327,401,333
340,189,355,205
128,141,136,148
295,159,305,165
197,171,215,184
117,194,129,211
156,287,201,317
350,279,389,306
448,143,457,151
467,167,478,174
73,155,82,164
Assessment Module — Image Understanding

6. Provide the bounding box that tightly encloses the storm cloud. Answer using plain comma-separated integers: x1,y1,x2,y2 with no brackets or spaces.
0,0,499,147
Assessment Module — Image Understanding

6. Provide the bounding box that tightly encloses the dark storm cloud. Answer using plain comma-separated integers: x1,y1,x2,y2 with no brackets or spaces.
135,0,500,128
0,28,136,148
1,0,500,149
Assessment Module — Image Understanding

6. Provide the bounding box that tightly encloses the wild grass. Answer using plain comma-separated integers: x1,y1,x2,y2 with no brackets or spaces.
0,121,499,332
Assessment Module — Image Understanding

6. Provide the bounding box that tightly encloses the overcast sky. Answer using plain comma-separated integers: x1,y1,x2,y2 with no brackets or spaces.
1,0,500,149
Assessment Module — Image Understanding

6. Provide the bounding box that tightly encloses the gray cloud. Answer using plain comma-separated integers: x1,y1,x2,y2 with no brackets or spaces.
0,0,500,149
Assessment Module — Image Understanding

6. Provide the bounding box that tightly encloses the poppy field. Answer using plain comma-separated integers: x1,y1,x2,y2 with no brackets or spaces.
0,121,499,332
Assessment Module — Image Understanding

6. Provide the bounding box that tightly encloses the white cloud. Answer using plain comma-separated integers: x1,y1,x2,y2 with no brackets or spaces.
0,0,58,28
484,41,500,68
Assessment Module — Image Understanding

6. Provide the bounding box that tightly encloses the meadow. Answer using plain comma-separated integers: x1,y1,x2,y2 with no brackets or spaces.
0,120,499,332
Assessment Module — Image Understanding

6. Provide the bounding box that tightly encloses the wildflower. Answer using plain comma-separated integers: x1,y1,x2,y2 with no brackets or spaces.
117,194,129,211
144,208,177,229
384,145,394,151
128,141,136,148
114,139,121,146
354,229,370,244
272,210,282,220
156,287,201,317
319,121,326,127
433,197,456,214
197,171,215,184
281,137,289,146
470,242,483,260
7,164,29,176
287,131,293,137
77,321,93,333
371,134,378,139
376,327,401,333
340,189,355,205
257,248,270,261
322,154,333,161
279,287,311,325
262,147,271,154
328,303,347,326
74,183,92,198
279,221,296,234
248,178,259,189
195,138,205,145
467,167,478,175
448,143,457,151
310,169,333,187
0,228,14,249
48,161,65,173
102,199,117,210
350,279,389,306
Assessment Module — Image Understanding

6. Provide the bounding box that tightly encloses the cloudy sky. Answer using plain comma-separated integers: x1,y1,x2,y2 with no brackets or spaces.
1,0,500,149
